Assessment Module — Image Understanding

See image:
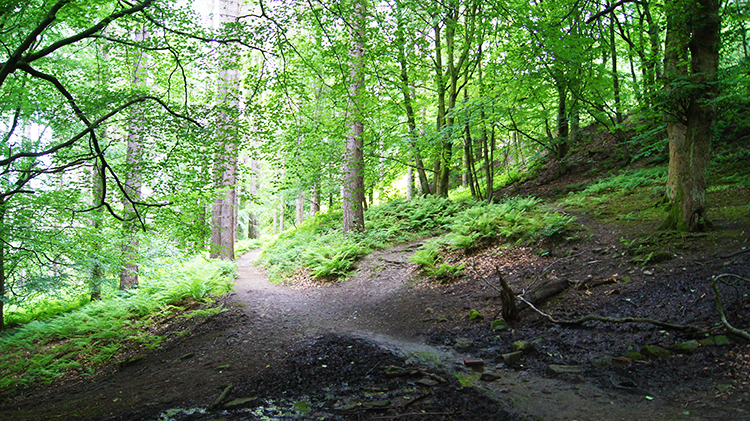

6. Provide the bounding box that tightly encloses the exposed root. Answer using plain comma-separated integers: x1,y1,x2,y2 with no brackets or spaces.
711,274,750,341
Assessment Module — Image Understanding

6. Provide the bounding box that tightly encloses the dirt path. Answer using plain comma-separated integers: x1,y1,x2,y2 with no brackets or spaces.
3,239,748,421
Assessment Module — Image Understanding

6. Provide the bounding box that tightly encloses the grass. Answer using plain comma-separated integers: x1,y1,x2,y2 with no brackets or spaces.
0,256,235,392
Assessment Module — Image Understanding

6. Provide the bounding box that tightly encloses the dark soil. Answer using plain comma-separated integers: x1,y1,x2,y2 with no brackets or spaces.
2,143,749,420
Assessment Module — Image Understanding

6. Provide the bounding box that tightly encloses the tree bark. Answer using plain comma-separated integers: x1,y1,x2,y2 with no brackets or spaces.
120,26,148,290
342,0,366,234
0,198,5,331
296,191,305,226
661,0,720,232
209,0,241,259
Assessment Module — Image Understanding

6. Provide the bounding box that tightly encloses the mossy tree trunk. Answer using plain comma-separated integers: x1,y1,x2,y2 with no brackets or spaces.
661,0,720,232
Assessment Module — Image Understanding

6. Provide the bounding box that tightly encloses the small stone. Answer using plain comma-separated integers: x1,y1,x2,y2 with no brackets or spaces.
549,364,584,374
591,356,613,368
623,351,644,360
669,340,700,355
480,372,501,382
454,337,474,352
641,345,673,359
715,335,730,346
512,341,535,354
502,351,525,365
643,270,654,276
464,358,485,371
224,397,258,408
491,319,510,331
699,337,716,346
416,378,439,387
469,309,484,321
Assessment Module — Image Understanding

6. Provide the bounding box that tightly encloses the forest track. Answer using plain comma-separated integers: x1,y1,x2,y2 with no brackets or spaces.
2,237,749,421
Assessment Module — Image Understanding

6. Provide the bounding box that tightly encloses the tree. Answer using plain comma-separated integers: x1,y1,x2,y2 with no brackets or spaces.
660,0,720,231
210,0,242,260
342,0,367,233
120,26,148,290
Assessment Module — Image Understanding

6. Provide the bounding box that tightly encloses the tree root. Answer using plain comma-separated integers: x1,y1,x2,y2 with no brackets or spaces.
516,296,705,332
711,274,750,341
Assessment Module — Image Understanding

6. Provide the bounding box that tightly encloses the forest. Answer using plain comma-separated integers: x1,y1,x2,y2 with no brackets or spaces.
0,0,749,420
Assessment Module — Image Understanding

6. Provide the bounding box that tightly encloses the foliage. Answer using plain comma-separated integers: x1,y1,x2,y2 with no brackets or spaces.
0,257,235,392
447,197,576,248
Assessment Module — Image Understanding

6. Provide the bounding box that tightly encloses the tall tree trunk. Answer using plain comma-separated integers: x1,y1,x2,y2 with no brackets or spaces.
311,183,321,216
90,161,104,301
556,82,569,176
120,26,147,290
247,158,261,238
209,0,240,260
342,0,366,234
433,18,448,197
296,191,305,226
661,0,720,231
0,198,5,331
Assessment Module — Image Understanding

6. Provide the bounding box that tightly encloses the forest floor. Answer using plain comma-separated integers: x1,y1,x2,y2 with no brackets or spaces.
3,154,750,420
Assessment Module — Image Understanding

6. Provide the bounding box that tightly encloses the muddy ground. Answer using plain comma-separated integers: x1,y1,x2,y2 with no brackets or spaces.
1,135,750,420
2,212,749,420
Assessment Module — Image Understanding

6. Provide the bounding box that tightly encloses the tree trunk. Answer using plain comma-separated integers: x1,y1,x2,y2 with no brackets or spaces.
661,0,720,232
311,183,321,216
555,82,569,176
0,198,5,331
342,0,366,234
90,161,104,301
296,191,305,226
209,0,241,259
120,26,147,290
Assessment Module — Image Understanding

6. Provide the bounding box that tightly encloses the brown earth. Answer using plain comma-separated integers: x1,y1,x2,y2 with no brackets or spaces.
2,217,749,420
1,135,749,420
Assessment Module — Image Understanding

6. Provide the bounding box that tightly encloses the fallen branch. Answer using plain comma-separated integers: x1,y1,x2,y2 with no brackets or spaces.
711,274,750,341
209,383,233,410
517,296,704,332
721,248,750,259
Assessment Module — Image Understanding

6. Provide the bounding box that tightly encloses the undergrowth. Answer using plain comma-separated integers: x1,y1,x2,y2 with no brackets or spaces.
260,196,575,283
0,257,235,393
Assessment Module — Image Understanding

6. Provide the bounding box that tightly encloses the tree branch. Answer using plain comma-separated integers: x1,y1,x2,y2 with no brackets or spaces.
0,0,70,87
22,0,155,64
586,0,642,24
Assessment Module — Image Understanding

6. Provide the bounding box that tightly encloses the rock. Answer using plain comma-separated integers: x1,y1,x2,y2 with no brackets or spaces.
512,341,535,354
454,337,474,352
549,364,583,374
464,358,485,371
669,340,700,355
416,378,439,387
715,335,730,346
480,372,501,382
591,356,613,368
623,351,643,360
641,345,673,359
699,337,716,346
643,270,654,276
224,397,258,409
469,309,484,321
502,351,525,365
491,319,510,331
